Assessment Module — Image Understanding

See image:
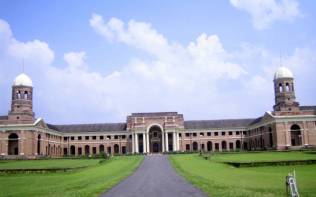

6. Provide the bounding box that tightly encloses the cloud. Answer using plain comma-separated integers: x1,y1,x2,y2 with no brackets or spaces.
0,16,315,124
230,0,301,30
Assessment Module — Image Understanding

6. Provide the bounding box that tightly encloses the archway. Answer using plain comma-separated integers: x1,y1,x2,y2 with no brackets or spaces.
99,145,105,153
236,140,241,149
222,141,227,151
85,145,90,155
192,142,198,151
8,133,19,155
148,125,162,153
114,144,120,154
37,134,41,155
290,124,302,146
70,145,75,155
207,141,212,151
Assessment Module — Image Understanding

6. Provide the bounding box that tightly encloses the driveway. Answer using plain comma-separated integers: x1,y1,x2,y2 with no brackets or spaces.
100,154,207,197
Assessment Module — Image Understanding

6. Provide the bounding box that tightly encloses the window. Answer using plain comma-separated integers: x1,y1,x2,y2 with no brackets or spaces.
279,83,283,92
70,136,74,140
185,133,190,137
179,133,182,137
228,131,233,135
24,91,28,99
200,132,204,136
207,132,211,136
154,132,157,137
222,132,226,136
122,135,126,139
100,136,104,140
92,136,96,140
85,136,89,140
63,137,68,141
114,135,119,139
214,132,218,136
236,131,240,135
129,135,132,139
193,133,197,137
107,135,111,140
78,136,82,140
286,83,290,92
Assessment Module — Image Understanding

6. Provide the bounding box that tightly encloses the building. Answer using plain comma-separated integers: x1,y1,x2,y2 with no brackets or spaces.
0,67,315,158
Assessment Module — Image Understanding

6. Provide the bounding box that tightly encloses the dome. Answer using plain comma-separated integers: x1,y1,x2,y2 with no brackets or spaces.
274,67,293,80
13,73,33,87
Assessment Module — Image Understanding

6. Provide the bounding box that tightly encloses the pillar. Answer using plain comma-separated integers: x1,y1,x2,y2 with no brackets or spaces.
142,133,146,153
146,132,150,153
135,133,139,153
165,132,169,152
132,133,135,153
162,132,165,152
172,132,176,151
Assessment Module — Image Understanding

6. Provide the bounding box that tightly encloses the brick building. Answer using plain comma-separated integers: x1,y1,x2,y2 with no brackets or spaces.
0,67,315,158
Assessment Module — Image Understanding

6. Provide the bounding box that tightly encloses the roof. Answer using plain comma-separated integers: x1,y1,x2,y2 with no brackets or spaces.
0,116,8,120
274,67,293,80
131,112,180,117
184,119,255,130
13,73,33,87
299,106,316,111
47,123,127,133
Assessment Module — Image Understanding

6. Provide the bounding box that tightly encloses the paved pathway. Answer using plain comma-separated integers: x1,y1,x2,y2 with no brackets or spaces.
100,154,207,197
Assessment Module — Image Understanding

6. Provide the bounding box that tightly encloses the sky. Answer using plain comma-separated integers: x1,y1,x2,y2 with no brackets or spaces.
0,0,315,124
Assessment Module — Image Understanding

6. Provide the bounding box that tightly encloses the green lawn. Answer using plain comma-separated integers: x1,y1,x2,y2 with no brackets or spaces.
209,151,316,163
0,156,143,197
169,153,316,197
0,159,100,170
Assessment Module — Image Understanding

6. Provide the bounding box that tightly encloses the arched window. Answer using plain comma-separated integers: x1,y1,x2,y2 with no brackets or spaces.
8,133,19,155
17,91,21,99
286,83,290,92
279,83,283,92
24,91,28,99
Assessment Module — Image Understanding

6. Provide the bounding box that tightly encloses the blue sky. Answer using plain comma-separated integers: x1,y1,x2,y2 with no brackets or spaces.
0,0,315,124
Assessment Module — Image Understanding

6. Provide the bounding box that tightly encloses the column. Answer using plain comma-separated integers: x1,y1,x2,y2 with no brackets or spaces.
142,133,146,153
173,132,176,151
175,132,179,151
132,133,135,153
146,132,150,153
165,132,169,152
135,133,139,153
162,132,165,152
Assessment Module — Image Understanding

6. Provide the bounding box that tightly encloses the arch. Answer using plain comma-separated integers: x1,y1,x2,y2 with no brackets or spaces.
236,140,241,149
148,125,163,153
24,91,28,99
37,134,41,155
192,142,198,151
99,144,105,153
70,145,75,155
17,91,21,99
285,83,290,92
114,144,120,154
8,133,19,155
207,141,212,151
222,141,227,151
290,124,302,146
85,145,90,155
279,83,283,92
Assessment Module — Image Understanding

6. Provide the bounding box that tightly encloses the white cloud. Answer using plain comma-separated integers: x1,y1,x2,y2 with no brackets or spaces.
0,16,315,124
230,0,301,30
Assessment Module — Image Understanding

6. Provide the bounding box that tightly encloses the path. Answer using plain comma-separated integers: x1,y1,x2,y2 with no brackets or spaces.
100,154,207,197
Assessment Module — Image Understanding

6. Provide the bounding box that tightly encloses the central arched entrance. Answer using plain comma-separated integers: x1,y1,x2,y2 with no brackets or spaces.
290,124,302,146
149,126,163,153
8,133,19,155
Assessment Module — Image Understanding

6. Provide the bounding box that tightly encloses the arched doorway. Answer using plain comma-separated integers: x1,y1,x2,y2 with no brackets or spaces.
192,142,198,151
149,126,162,153
99,145,105,153
222,141,227,151
70,145,75,155
114,144,120,154
37,134,41,155
207,141,212,151
290,124,302,146
236,140,241,149
8,133,19,155
85,145,90,156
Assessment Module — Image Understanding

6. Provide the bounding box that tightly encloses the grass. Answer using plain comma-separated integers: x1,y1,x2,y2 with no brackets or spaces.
169,152,316,197
0,159,100,170
209,151,316,163
0,156,143,197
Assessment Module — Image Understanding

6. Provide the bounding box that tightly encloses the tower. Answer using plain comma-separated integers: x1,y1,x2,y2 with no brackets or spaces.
8,73,35,123
273,67,299,112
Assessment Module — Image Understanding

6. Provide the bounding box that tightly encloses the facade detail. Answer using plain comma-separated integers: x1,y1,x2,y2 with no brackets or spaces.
0,67,316,158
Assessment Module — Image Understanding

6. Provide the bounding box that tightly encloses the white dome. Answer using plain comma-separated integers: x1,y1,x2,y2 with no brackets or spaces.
13,73,33,87
274,67,293,80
